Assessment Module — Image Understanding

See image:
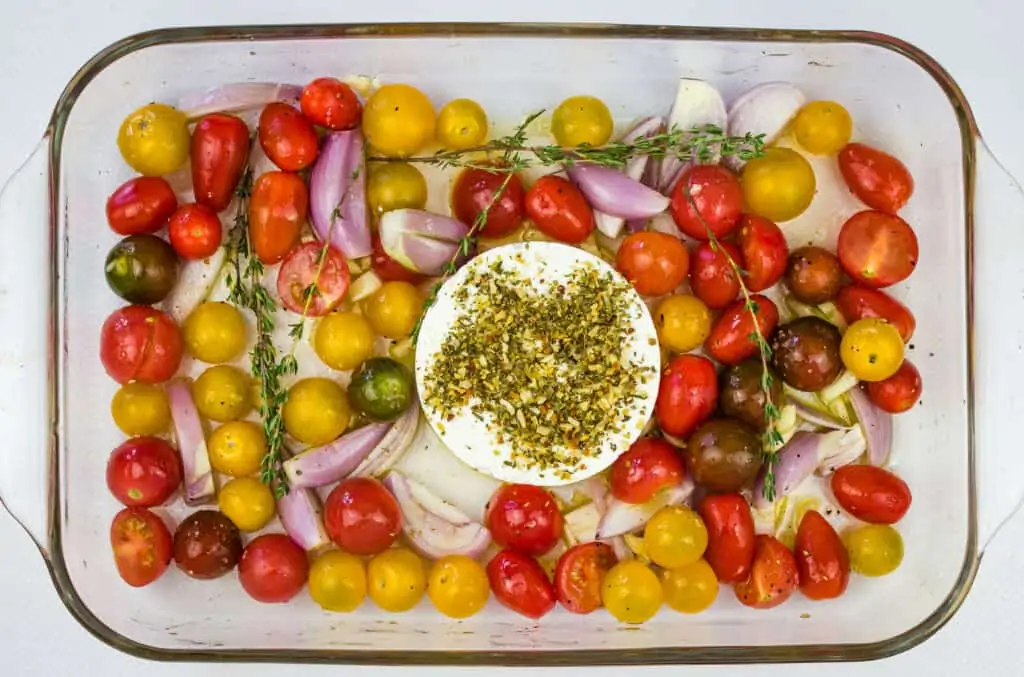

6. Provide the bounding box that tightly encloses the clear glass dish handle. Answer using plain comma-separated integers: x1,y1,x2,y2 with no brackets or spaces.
0,138,53,554
974,138,1024,551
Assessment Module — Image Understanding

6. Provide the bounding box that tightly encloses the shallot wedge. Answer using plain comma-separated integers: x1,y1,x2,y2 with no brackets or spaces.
849,387,894,466
278,486,331,552
283,422,393,490
753,428,866,508
167,380,215,506
178,82,302,120
310,130,370,258
596,479,694,539
591,116,665,237
658,78,727,192
383,471,491,559
378,209,471,275
352,405,420,478
726,82,806,169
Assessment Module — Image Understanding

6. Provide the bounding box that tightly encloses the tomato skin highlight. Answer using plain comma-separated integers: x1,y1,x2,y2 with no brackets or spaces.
106,436,182,507
258,102,320,172
323,477,402,556
669,165,743,240
705,295,779,366
110,507,173,587
451,166,525,238
276,242,350,316
106,177,178,236
525,175,595,244
100,305,183,384
835,285,916,343
301,78,363,131
191,113,251,212
830,465,912,524
865,360,922,414
795,511,850,601
238,533,310,604
168,203,223,260
837,210,919,288
735,215,788,292
609,438,685,504
655,354,718,438
553,542,617,614
734,535,799,609
249,171,308,264
487,549,557,619
689,241,742,309
485,484,563,557
616,232,690,297
699,493,756,583
838,142,914,214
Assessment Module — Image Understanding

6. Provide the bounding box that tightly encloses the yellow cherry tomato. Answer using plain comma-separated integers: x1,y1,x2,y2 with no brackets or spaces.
110,382,171,436
844,524,904,577
282,377,350,446
601,560,663,624
552,95,614,147
363,84,436,158
741,147,816,222
117,103,191,176
368,548,427,613
660,558,719,614
840,318,905,382
309,550,368,612
792,101,853,156
427,555,490,619
436,98,489,151
364,281,423,340
208,420,267,477
217,477,276,532
193,365,253,422
644,506,708,569
314,311,375,372
366,162,428,216
655,294,712,353
183,302,248,364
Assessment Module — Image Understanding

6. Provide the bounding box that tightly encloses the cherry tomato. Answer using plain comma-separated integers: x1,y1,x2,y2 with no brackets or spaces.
173,510,242,580
792,101,853,156
301,77,362,130
276,242,350,316
795,510,850,601
485,484,563,557
699,493,755,583
705,294,779,366
100,305,183,384
258,102,319,172
865,360,922,414
238,534,309,604
191,113,250,212
830,465,912,524
553,542,617,614
644,505,708,569
369,232,425,284
601,560,663,624
363,84,435,157
840,317,905,382
106,177,178,236
106,436,182,507
609,438,685,504
117,103,190,177
655,354,717,438
551,95,613,147
167,203,222,260
734,535,799,609
323,477,401,555
451,166,525,238
735,215,788,292
835,285,916,343
655,294,712,353
660,559,719,614
741,148,816,223
689,241,742,309
838,143,914,214
837,210,919,288
669,165,743,240
436,98,489,150
524,175,595,244
785,246,843,304
428,555,490,619
615,232,689,297
487,549,556,619
250,171,308,264
843,524,904,577
110,507,173,587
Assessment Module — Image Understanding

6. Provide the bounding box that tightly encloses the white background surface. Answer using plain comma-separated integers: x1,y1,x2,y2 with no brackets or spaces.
0,0,1021,675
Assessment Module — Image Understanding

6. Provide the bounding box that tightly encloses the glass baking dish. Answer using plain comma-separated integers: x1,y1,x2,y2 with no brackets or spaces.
1,22,1023,666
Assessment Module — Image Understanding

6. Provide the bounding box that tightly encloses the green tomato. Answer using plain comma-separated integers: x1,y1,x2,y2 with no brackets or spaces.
366,163,428,216
104,234,179,304
347,357,414,421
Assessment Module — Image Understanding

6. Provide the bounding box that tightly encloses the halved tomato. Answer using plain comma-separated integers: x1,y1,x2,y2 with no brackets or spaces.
110,507,173,587
553,542,618,614
733,535,799,609
276,242,350,316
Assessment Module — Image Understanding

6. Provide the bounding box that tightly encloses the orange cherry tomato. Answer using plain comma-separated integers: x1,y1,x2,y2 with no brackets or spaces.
705,294,779,365
249,171,308,265
616,232,690,297
524,175,595,244
837,210,918,288
838,142,914,214
795,510,850,601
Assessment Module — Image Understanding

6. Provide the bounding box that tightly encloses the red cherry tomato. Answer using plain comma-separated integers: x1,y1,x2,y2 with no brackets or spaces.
258,102,320,172
276,242,350,316
615,232,689,297
689,241,742,309
864,360,922,414
451,166,525,238
669,165,743,240
323,477,401,556
487,549,556,619
699,493,755,583
106,436,182,507
795,511,850,601
705,295,779,365
609,438,685,504
838,143,914,214
167,203,223,260
524,175,595,244
238,534,310,604
100,305,183,384
734,535,799,609
485,484,563,557
191,113,251,212
300,77,362,131
654,354,718,438
835,285,916,343
553,542,618,614
830,465,912,524
837,210,919,288
370,232,425,284
735,214,788,292
250,171,308,264
110,507,173,587
106,177,178,236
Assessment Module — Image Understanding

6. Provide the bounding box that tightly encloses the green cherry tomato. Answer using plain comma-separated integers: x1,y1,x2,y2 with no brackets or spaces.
347,357,414,421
